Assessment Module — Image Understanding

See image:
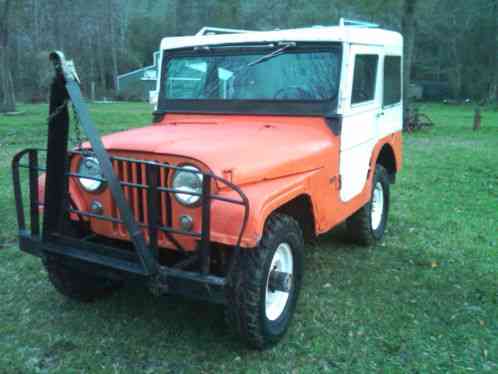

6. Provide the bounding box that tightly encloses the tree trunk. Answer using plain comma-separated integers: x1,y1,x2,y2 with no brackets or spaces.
473,107,482,131
0,0,16,113
488,0,498,104
449,38,463,99
401,0,417,130
175,0,207,35
108,0,119,90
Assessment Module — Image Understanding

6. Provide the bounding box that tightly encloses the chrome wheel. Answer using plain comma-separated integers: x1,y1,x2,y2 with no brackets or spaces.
265,243,293,321
371,181,384,231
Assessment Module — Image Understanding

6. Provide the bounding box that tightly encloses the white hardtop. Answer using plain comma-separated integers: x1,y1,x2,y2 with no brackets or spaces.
160,25,403,51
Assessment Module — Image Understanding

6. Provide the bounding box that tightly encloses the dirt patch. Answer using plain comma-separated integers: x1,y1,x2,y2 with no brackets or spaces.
411,137,484,148
38,340,79,370
0,238,17,250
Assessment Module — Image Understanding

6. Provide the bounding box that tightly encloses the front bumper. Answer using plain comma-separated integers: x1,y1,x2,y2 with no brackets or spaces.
19,232,227,303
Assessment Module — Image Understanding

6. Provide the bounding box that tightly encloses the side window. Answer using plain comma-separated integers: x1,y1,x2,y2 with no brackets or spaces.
351,54,379,104
383,56,401,106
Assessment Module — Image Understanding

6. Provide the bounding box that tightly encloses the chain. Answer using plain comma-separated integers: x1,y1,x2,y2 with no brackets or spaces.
47,100,69,124
47,99,92,157
70,103,91,156
73,106,83,146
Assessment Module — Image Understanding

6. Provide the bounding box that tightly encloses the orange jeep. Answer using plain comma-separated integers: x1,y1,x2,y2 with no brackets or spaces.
12,20,403,349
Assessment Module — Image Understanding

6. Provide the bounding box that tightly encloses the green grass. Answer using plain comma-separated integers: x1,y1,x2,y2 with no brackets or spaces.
0,103,497,373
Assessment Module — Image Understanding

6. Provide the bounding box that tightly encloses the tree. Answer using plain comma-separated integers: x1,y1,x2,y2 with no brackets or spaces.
401,0,417,127
0,0,16,113
1,0,497,103
488,0,498,104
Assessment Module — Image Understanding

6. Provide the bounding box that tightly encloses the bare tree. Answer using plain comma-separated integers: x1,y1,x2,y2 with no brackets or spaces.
488,0,498,104
0,0,16,113
401,0,417,127
108,0,119,90
1,0,497,103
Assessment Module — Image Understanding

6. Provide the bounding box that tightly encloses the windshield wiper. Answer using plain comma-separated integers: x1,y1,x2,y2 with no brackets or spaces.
246,42,296,67
202,41,297,99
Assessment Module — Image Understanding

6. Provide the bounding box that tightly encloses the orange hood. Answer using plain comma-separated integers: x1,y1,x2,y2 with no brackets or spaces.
100,115,334,186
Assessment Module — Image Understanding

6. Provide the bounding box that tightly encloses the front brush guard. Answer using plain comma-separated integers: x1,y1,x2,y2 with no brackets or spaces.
10,51,249,304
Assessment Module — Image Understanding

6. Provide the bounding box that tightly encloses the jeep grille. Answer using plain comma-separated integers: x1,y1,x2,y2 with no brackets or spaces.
110,158,172,236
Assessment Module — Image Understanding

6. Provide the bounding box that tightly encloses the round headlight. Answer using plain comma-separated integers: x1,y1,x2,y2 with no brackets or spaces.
78,157,104,192
172,165,203,206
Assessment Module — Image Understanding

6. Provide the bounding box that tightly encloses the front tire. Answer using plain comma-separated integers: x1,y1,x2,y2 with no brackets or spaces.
346,164,390,246
44,257,122,303
225,214,304,349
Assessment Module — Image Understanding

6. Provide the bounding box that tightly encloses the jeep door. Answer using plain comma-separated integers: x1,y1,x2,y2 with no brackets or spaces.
339,44,382,202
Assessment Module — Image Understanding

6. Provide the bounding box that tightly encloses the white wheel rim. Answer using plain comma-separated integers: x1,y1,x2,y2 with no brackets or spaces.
371,182,384,231
265,243,293,321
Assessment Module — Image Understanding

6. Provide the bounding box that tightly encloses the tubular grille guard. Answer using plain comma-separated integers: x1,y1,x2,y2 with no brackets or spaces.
12,148,250,276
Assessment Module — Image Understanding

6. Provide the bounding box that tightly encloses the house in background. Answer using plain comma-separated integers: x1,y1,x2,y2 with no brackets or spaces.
116,28,255,103
117,51,160,103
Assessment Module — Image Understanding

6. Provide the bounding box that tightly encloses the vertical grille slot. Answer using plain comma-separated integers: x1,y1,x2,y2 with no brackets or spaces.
122,160,133,220
118,160,127,235
130,160,140,222
111,159,120,232
140,163,148,225
158,167,172,243
159,167,166,242
136,163,145,223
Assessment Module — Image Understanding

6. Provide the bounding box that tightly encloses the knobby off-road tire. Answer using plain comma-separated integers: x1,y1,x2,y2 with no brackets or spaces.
44,258,122,303
346,164,390,246
225,214,304,349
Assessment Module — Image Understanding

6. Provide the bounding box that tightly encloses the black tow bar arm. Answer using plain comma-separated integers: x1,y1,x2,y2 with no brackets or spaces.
47,51,158,276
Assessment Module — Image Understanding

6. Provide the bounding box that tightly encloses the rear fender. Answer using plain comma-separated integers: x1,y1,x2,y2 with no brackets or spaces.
369,132,403,178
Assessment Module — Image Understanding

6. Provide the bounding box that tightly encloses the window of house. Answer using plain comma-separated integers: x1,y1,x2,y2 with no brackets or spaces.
383,56,402,106
351,54,379,104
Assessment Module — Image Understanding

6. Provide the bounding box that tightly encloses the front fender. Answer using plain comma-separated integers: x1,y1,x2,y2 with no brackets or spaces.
37,173,90,222
210,169,320,248
38,168,321,250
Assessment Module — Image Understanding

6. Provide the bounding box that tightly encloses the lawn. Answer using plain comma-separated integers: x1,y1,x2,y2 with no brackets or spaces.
0,102,497,373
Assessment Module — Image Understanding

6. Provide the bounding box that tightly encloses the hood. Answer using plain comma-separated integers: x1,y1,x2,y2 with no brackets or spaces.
100,115,334,186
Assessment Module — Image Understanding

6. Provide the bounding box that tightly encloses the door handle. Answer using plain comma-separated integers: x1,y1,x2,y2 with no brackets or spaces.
376,112,385,118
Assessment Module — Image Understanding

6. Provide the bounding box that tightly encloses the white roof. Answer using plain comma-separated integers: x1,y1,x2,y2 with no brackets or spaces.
160,26,403,51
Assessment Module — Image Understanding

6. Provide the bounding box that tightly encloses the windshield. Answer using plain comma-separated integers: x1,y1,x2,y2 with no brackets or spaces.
162,48,341,102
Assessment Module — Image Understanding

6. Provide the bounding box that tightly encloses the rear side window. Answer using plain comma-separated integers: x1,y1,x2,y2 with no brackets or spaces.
351,54,379,104
384,56,401,106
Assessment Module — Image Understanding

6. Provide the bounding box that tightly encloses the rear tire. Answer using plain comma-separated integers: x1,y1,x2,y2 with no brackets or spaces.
44,258,122,303
346,164,390,246
225,214,304,349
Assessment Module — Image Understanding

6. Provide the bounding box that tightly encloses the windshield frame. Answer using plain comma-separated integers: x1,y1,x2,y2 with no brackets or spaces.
156,42,343,116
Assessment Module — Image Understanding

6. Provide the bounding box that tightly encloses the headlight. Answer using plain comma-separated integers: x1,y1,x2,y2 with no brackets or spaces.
172,165,203,206
78,157,105,192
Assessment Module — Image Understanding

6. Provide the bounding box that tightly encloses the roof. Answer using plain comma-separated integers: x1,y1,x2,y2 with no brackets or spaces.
160,26,403,51
117,51,160,81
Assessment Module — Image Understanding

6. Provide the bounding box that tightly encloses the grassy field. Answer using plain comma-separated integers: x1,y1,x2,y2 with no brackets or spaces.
0,103,496,373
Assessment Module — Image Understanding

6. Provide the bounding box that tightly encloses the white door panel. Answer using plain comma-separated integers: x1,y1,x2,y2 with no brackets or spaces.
341,108,378,150
379,105,402,138
339,45,383,202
